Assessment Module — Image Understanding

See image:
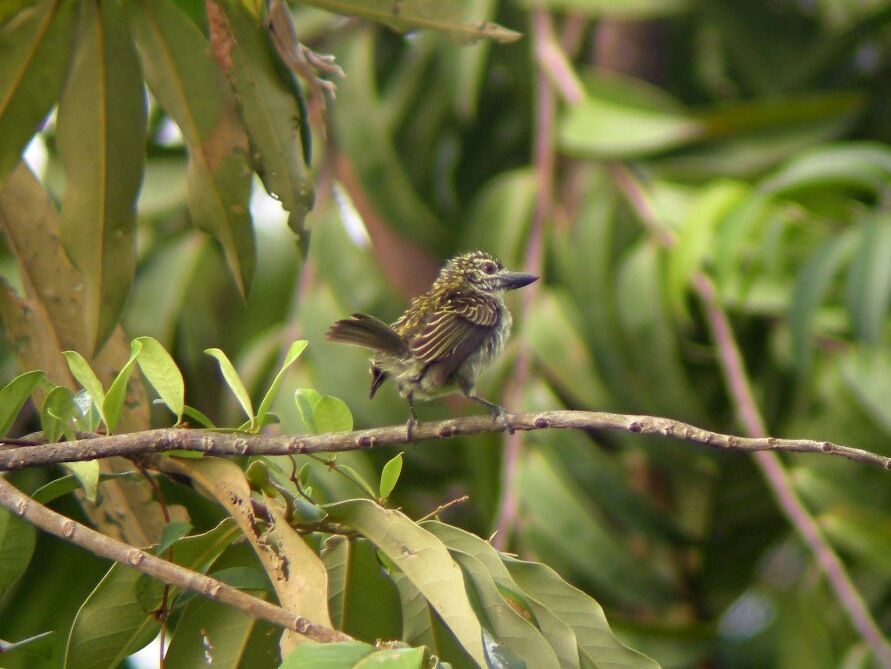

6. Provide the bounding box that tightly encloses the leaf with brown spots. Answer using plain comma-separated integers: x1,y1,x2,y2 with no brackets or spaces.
209,0,315,252
129,0,255,296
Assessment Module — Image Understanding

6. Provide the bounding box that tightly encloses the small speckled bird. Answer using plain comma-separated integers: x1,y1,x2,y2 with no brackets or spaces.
326,251,537,425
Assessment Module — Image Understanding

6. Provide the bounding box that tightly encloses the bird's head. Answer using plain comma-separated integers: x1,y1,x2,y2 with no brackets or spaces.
441,251,538,294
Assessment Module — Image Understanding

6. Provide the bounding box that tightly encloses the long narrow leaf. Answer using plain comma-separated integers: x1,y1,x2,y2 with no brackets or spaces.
323,499,486,665
0,0,76,181
129,0,255,296
209,1,314,247
57,0,146,353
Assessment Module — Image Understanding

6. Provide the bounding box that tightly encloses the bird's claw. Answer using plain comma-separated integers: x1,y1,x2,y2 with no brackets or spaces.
491,407,512,433
406,416,418,440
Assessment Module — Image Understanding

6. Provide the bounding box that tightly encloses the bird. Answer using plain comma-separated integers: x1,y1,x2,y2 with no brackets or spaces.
326,251,537,428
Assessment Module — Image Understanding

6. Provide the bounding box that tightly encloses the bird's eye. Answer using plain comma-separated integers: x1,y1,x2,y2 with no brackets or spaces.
482,262,497,275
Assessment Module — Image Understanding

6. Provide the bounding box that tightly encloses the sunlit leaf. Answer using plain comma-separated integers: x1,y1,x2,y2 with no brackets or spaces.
102,339,142,433
256,340,308,424
63,350,107,428
133,336,185,422
379,452,403,500
313,395,353,433
205,347,255,424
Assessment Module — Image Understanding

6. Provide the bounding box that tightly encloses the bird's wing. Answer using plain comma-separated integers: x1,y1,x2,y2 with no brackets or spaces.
409,294,498,384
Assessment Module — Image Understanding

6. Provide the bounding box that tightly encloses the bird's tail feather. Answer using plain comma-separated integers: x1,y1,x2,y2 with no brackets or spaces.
326,313,407,355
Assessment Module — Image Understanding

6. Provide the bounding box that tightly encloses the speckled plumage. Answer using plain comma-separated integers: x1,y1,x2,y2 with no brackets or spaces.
327,251,537,423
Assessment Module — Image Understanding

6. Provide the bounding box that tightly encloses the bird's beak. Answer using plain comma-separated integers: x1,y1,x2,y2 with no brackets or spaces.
500,272,538,290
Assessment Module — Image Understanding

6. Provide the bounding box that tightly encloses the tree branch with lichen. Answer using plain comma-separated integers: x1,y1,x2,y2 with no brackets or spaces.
0,475,349,644
1,410,888,472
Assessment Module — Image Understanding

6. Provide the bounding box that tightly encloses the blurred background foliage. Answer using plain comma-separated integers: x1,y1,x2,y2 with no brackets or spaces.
2,0,891,666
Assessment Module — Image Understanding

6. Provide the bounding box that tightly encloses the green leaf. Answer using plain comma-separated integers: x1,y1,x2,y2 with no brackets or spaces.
379,452,403,500
845,214,891,344
73,389,102,432
314,395,353,433
517,450,674,608
299,0,521,43
666,181,748,321
256,340,308,424
525,289,610,408
840,349,891,434
423,522,577,669
183,404,217,429
560,88,700,158
759,141,891,197
337,464,378,499
788,233,856,374
41,385,76,443
503,556,662,669
322,536,402,641
63,350,108,428
102,339,143,433
0,505,36,598
134,336,185,421
157,521,194,554
129,0,255,296
32,475,80,504
205,347,255,424
294,387,322,432
0,0,76,182
63,460,101,503
0,369,45,436
323,499,486,666
280,640,376,667
821,507,891,577
56,0,146,353
164,589,278,669
65,519,240,669
210,1,315,245
453,550,561,668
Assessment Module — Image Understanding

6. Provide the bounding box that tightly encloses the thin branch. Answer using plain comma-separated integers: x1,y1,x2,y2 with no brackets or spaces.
0,411,888,472
492,6,554,550
0,476,349,644
613,165,891,669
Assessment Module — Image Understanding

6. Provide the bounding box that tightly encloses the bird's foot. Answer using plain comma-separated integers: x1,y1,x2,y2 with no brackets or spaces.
490,405,513,433
405,415,418,440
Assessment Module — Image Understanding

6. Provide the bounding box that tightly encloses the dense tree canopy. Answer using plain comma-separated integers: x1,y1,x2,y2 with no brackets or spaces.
2,0,891,667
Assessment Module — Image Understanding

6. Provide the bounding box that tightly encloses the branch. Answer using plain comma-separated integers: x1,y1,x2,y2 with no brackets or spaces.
0,476,349,644
1,411,888,471
613,165,891,669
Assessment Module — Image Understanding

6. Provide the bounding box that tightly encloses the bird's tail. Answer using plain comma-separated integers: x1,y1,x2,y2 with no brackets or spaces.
326,313,407,355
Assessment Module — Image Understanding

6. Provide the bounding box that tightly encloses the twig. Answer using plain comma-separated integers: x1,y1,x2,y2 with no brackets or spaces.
418,494,470,523
492,6,554,550
0,476,349,644
613,165,891,669
0,411,887,472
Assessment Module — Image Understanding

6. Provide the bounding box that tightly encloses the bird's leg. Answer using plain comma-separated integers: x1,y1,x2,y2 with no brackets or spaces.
462,386,510,430
405,392,418,439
